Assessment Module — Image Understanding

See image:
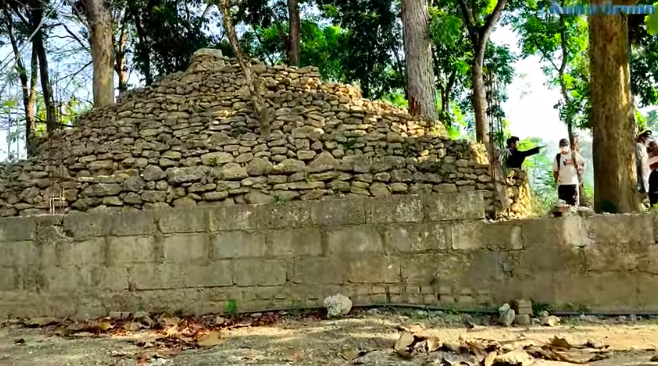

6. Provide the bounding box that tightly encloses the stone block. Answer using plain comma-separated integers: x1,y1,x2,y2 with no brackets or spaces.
233,259,287,286
0,268,17,291
366,195,423,224
58,238,106,267
128,263,179,290
587,214,653,245
157,208,207,234
552,271,638,311
424,191,484,221
346,256,400,283
42,266,94,292
0,241,38,266
514,314,531,325
162,234,209,263
314,198,366,226
483,222,523,250
91,266,130,291
583,242,639,272
212,231,266,258
451,221,485,250
107,236,156,265
636,274,658,310
292,257,343,284
384,222,450,253
208,205,267,231
267,201,315,228
271,228,322,256
327,226,383,254
0,217,36,241
178,261,233,288
109,212,156,236
62,214,107,239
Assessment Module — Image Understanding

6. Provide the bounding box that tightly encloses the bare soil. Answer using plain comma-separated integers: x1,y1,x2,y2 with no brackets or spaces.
1,309,658,366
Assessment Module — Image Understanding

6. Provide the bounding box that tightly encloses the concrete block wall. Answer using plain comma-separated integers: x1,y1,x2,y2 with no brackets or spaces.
0,191,656,319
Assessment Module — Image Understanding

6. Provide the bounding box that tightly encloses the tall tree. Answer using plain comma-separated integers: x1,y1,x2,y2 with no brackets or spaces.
1,8,38,155
215,0,272,137
287,0,301,66
456,0,508,151
401,0,438,120
589,0,640,213
74,0,115,106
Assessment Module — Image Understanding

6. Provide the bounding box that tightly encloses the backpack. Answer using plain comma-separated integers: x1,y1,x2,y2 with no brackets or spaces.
555,152,582,183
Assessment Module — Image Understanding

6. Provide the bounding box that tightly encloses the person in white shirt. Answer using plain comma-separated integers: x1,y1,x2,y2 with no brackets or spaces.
636,130,652,196
553,138,585,206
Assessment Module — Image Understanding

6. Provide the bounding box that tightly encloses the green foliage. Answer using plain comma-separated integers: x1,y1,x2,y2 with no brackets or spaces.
517,137,559,213
225,299,238,315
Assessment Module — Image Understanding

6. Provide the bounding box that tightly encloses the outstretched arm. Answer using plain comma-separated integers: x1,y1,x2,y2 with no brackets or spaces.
522,146,541,158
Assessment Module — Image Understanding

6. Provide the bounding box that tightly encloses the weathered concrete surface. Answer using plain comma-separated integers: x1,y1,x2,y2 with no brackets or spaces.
0,191,656,319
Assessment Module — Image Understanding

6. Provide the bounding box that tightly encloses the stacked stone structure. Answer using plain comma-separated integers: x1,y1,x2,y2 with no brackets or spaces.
0,49,511,217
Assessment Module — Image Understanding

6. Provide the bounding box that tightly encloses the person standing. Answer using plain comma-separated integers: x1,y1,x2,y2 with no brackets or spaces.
570,135,588,206
648,140,658,205
503,136,543,169
636,130,652,197
553,138,585,206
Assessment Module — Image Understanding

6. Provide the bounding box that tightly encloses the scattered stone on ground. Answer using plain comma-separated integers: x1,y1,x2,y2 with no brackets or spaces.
499,303,516,326
323,293,352,318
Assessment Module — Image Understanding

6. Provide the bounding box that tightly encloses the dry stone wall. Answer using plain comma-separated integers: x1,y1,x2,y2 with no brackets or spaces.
0,49,509,218
0,191,656,319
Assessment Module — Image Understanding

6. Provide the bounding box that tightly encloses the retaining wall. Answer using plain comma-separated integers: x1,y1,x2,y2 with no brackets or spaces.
0,191,655,319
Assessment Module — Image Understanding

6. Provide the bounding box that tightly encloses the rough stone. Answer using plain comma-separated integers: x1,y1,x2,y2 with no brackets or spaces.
324,293,352,318
498,303,515,326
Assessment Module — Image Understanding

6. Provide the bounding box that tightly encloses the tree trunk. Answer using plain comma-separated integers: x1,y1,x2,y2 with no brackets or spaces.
472,52,489,148
127,3,152,85
4,8,36,154
287,0,301,66
85,0,115,106
216,0,272,137
30,6,57,133
589,5,639,213
401,0,438,121
115,13,129,94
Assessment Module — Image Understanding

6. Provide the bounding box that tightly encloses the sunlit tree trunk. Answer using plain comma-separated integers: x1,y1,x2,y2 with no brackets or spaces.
29,5,57,132
85,0,115,106
401,0,438,121
287,0,301,66
589,2,640,213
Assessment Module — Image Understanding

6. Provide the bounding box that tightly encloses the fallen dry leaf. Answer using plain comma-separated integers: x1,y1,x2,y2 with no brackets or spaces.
95,321,113,332
484,351,497,366
196,331,223,347
287,351,303,362
25,317,57,327
494,349,534,366
550,336,572,349
123,322,141,331
395,332,416,359
426,336,441,352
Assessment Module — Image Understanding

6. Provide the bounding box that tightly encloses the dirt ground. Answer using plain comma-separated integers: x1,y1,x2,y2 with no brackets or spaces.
1,309,658,366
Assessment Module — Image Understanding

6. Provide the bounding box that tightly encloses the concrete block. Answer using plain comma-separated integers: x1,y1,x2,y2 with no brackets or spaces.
0,241,38,266
157,208,208,234
58,238,106,267
162,234,209,263
271,228,322,257
233,259,287,286
366,195,423,224
346,256,400,283
424,191,484,221
483,222,523,250
384,222,450,253
179,261,233,288
401,253,467,286
268,201,315,228
208,205,267,231
42,266,94,292
451,221,485,250
128,264,179,290
314,198,366,226
109,212,156,236
292,257,343,284
552,271,638,311
587,214,653,245
62,213,107,239
212,231,266,259
91,266,130,291
107,236,156,265
0,217,36,241
0,268,18,291
327,226,383,254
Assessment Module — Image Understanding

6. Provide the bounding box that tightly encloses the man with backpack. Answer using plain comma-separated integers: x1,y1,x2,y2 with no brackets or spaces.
553,138,585,206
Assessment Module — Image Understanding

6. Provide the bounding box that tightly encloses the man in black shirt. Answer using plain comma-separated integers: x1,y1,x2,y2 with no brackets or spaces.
502,136,543,169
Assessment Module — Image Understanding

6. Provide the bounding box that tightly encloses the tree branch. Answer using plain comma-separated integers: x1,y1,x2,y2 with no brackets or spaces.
480,0,508,44
456,0,479,45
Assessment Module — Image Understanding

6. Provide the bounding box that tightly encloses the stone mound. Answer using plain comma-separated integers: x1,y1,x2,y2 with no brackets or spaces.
0,49,493,217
